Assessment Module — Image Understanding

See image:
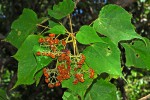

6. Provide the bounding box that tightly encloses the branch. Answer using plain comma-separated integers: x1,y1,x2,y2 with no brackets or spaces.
139,94,150,100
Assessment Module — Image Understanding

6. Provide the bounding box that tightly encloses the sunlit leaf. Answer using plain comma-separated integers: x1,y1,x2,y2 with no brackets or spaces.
6,9,38,48
13,35,40,87
76,25,105,44
46,25,66,34
48,0,75,19
83,37,122,77
93,4,144,45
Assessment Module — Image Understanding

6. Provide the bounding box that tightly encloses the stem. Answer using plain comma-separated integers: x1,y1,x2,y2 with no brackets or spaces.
37,24,50,29
40,18,49,24
68,14,73,33
68,14,80,55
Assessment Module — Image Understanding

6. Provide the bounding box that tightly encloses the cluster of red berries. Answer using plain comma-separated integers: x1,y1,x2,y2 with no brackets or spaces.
43,68,61,88
36,33,95,88
36,33,66,59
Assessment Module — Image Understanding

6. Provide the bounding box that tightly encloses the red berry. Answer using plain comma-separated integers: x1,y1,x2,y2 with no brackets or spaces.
49,33,55,38
55,82,61,87
62,40,66,46
36,51,41,56
44,73,49,78
45,78,49,83
45,37,51,42
38,38,44,43
49,40,54,45
54,39,59,44
89,68,94,78
48,83,54,88
73,79,78,85
50,53,55,59
43,68,47,73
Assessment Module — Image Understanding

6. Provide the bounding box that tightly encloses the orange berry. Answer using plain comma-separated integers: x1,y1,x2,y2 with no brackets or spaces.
67,66,71,70
45,78,49,83
36,51,41,56
49,40,54,45
54,39,59,44
55,82,61,87
65,56,70,61
48,83,54,88
43,68,47,73
57,76,63,82
45,37,51,42
66,50,71,55
51,46,56,52
50,53,55,59
73,79,78,85
44,73,49,78
74,68,77,71
49,33,55,38
62,40,66,46
38,38,44,43
60,53,66,59
66,61,71,66
81,54,85,59
77,65,82,68
89,68,94,78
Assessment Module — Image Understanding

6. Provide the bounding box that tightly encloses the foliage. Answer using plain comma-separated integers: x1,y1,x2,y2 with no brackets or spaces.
125,69,150,100
3,0,150,99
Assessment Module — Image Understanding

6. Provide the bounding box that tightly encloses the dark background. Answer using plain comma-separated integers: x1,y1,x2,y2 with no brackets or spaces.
0,0,150,100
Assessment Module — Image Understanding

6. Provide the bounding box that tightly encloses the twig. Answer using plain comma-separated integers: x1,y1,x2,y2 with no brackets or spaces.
68,15,73,33
139,94,150,100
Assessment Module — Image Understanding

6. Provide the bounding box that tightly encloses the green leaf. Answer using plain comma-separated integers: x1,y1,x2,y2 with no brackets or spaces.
62,64,93,98
46,25,66,34
13,35,40,87
48,20,59,28
33,39,53,86
34,69,43,86
76,25,105,44
93,4,144,45
48,0,75,19
6,8,38,48
122,38,150,70
33,44,53,68
62,91,79,100
0,89,7,100
83,37,122,77
85,79,117,100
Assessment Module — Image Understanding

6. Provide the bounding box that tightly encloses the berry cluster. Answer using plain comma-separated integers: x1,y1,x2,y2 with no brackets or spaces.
36,33,95,88
36,33,66,59
43,68,60,88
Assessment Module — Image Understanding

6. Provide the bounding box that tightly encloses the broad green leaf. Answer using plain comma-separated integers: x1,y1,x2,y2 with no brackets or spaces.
48,0,75,19
6,8,38,48
83,37,122,77
0,89,7,100
62,91,79,100
76,25,105,44
46,25,66,34
93,4,144,45
122,38,150,70
62,64,93,98
85,79,117,100
48,20,59,28
13,35,40,87
34,69,43,86
33,39,53,86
